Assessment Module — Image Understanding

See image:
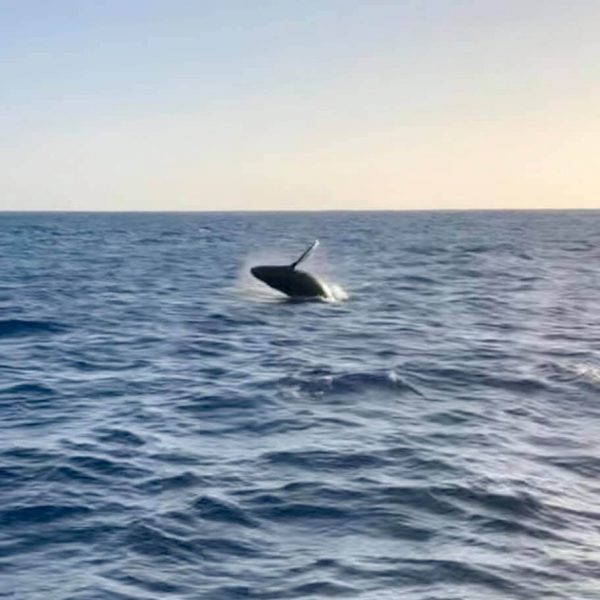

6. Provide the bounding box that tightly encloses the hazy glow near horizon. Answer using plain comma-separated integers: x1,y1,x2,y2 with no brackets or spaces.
1,1,599,211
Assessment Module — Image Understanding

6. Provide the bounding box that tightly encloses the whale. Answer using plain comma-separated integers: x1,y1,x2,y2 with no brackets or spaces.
250,241,329,299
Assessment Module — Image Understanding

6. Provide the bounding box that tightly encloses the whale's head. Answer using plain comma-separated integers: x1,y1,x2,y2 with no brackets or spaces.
250,265,288,285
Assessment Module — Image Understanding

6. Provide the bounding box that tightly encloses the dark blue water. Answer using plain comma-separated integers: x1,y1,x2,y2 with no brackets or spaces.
1,211,599,600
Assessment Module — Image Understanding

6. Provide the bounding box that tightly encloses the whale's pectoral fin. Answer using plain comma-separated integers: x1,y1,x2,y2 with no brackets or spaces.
290,240,319,270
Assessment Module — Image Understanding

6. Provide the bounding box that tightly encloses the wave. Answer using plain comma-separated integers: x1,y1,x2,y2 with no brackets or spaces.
540,361,600,387
0,383,56,396
0,319,67,338
0,504,91,528
279,368,425,399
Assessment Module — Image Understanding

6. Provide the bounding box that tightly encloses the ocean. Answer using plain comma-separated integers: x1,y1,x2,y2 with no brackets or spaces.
0,210,598,599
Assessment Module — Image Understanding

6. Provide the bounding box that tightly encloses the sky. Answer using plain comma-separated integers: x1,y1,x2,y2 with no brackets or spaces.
1,0,599,211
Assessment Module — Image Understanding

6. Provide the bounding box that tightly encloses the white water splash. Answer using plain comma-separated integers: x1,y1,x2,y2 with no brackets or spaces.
320,280,349,303
571,363,600,385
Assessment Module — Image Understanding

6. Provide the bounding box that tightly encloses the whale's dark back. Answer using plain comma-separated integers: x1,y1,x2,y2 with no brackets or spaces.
251,265,327,298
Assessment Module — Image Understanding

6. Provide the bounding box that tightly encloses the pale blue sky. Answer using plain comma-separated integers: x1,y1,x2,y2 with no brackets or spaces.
1,1,599,210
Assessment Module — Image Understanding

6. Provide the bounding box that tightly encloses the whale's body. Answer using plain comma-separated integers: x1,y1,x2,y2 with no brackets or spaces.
250,241,328,299
251,265,327,298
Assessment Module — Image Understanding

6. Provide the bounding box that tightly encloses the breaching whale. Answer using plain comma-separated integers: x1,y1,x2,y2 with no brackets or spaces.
250,240,328,299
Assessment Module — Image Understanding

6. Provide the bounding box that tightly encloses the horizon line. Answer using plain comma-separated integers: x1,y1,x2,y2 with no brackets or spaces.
1,208,599,215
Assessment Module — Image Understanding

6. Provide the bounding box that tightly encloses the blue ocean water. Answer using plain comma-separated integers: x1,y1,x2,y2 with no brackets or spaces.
0,211,599,600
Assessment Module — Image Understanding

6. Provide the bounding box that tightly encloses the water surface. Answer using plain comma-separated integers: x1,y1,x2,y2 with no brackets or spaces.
1,211,599,599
